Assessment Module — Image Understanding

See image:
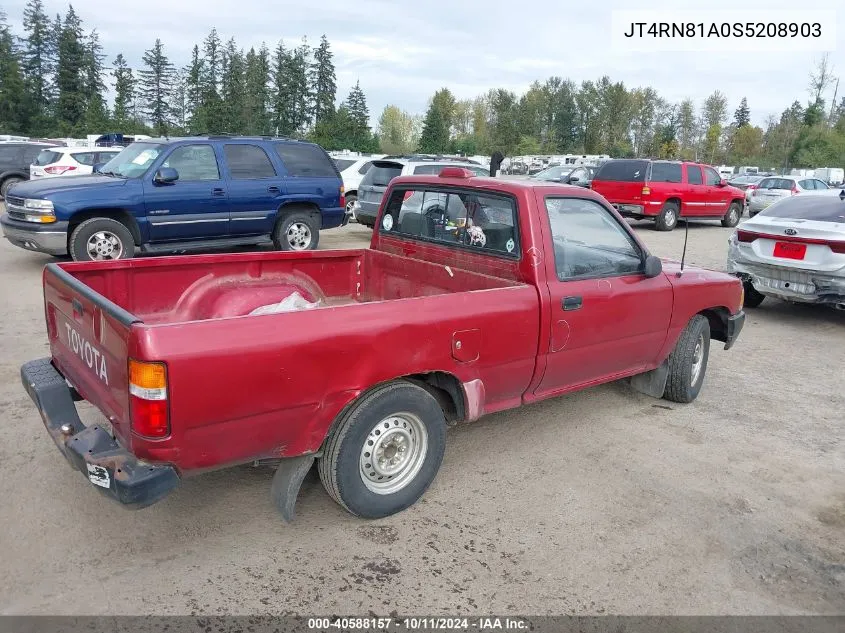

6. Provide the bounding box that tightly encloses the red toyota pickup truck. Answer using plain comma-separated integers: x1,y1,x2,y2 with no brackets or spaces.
21,168,745,520
591,159,747,231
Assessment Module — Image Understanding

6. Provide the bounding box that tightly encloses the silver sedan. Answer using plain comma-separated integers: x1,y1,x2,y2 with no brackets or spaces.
747,175,829,216
728,189,845,309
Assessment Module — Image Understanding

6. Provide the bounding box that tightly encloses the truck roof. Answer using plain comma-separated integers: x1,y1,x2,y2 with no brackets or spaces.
390,171,609,201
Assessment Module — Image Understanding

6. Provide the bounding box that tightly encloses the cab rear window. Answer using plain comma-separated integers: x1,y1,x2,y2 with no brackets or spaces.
594,160,648,182
379,187,519,257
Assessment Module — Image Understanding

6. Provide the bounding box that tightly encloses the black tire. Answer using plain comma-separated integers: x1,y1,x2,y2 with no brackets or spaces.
721,201,742,228
345,194,357,220
272,210,320,251
663,314,711,404
655,201,679,231
1,176,23,198
69,217,135,262
318,381,446,519
743,281,766,308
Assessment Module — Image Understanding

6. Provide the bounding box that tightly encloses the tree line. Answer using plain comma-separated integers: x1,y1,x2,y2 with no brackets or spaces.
1,1,844,170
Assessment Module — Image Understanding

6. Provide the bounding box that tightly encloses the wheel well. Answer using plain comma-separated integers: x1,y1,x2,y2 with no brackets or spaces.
276,202,322,229
346,189,357,198
406,371,466,424
664,197,681,209
699,307,730,344
67,209,141,245
730,198,745,206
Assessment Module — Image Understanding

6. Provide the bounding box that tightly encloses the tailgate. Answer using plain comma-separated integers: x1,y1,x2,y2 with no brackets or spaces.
43,263,139,444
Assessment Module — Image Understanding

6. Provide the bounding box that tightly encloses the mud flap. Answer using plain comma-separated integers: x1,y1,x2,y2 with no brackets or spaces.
629,360,669,399
270,454,315,522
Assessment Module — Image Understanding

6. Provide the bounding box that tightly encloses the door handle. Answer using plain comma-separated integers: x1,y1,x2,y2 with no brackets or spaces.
562,296,582,311
267,186,281,195
212,188,226,196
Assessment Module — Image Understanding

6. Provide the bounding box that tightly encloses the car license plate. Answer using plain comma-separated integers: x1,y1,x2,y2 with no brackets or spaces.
773,241,806,260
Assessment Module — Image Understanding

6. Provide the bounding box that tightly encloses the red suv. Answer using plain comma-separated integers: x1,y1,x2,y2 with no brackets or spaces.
591,159,746,231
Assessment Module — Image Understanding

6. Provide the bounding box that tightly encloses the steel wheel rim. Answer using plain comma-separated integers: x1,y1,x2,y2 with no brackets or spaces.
286,222,311,250
86,230,123,260
664,208,676,227
359,412,428,495
690,334,705,386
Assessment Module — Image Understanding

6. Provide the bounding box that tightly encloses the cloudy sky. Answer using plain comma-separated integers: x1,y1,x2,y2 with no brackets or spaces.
5,0,844,127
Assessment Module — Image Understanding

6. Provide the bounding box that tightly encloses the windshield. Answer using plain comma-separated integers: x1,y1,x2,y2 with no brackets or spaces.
535,166,571,180
98,142,164,178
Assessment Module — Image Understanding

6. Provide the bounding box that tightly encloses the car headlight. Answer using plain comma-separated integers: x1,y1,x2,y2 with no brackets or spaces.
23,199,54,212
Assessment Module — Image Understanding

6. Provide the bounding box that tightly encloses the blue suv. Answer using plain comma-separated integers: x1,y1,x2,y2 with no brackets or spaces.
0,136,347,260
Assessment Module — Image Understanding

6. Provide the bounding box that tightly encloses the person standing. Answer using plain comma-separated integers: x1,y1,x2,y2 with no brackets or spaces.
489,151,504,177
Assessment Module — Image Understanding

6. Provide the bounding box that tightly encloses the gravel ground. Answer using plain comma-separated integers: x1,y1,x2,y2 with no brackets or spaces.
0,212,843,616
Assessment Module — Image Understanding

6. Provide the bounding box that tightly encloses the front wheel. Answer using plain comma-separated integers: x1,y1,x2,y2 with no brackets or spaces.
663,314,711,403
69,217,135,261
273,211,320,251
722,202,742,228
318,381,446,518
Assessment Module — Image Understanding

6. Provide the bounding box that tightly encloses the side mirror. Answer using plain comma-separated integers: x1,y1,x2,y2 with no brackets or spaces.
92,162,106,173
717,179,727,187
644,255,663,278
154,167,179,184
569,176,580,183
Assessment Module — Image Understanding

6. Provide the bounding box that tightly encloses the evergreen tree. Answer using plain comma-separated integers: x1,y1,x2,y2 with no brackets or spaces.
184,45,204,133
139,38,175,135
271,40,294,135
734,96,750,128
170,68,188,132
21,0,51,127
220,38,244,132
55,5,86,133
112,53,135,129
289,37,311,133
82,29,108,130
417,99,449,153
45,12,61,110
310,35,335,125
0,9,29,133
346,80,369,131
200,28,223,132
243,45,271,134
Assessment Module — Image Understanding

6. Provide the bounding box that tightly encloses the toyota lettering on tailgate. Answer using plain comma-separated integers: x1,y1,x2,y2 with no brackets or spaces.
64,323,109,385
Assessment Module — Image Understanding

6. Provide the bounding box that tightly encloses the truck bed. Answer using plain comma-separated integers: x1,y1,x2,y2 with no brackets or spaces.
43,249,541,472
55,249,521,324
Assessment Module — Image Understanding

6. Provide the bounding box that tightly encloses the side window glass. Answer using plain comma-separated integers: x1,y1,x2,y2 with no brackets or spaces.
687,165,703,185
381,188,519,256
545,197,642,280
224,144,277,179
163,145,220,181
73,152,96,166
704,168,721,186
358,161,372,175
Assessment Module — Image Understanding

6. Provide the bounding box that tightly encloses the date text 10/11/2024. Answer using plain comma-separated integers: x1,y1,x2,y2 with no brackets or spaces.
307,617,530,630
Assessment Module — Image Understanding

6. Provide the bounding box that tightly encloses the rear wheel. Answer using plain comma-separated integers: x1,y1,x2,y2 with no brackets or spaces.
318,381,446,518
69,217,135,261
743,281,766,308
273,210,320,251
1,176,23,198
345,194,357,220
655,201,679,231
722,201,742,228
664,314,710,403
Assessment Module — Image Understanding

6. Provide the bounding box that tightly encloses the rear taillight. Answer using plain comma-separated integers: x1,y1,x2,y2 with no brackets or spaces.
641,186,651,195
736,230,757,243
44,165,77,175
129,359,169,438
791,185,799,194
339,185,345,210
747,184,757,191
736,230,845,253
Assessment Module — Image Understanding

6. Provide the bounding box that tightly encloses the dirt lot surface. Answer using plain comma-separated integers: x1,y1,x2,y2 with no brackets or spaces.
0,211,843,615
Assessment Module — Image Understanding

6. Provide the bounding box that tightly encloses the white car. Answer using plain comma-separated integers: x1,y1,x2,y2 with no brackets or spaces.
727,188,845,309
747,175,829,216
30,146,122,179
332,156,384,218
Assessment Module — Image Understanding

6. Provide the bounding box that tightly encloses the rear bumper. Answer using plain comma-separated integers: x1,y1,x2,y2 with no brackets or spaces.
1,214,68,255
728,252,845,304
21,358,179,509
